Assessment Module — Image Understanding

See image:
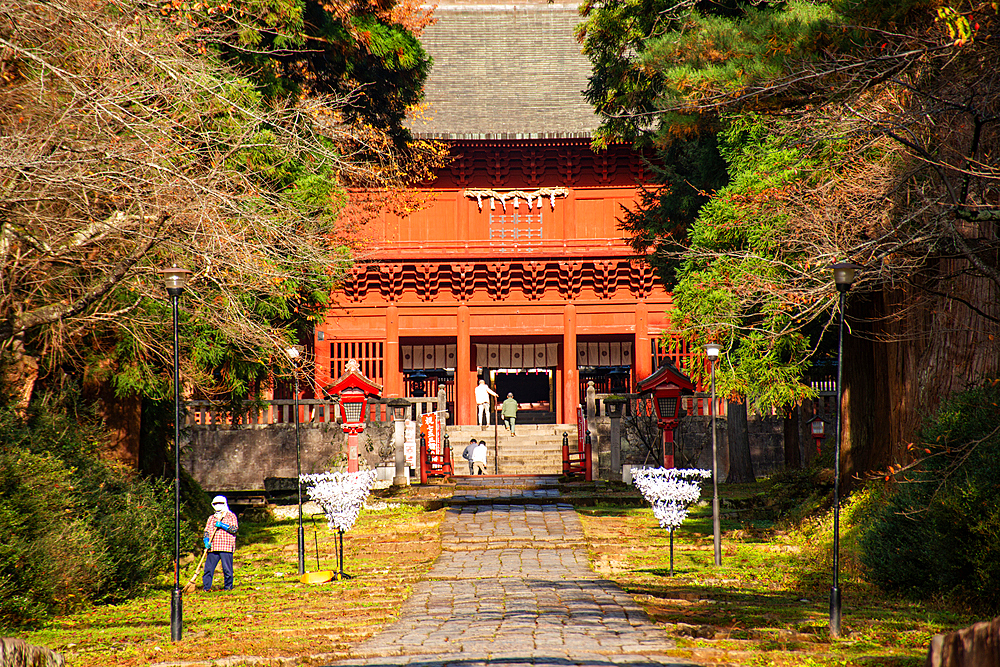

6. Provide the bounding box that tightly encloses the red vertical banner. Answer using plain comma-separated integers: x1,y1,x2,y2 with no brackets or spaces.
420,412,441,456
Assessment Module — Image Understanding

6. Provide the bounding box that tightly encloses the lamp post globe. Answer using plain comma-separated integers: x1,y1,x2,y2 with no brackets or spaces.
831,262,860,292
829,261,859,638
702,343,722,566
285,345,305,576
160,265,190,642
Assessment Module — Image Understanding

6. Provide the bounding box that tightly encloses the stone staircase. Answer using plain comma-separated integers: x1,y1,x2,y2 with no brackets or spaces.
445,424,579,475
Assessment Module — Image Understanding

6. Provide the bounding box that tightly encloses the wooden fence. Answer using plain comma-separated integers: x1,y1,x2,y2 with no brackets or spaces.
186,396,444,428
187,381,837,428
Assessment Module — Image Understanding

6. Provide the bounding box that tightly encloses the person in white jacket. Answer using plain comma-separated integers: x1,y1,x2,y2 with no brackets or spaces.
474,379,499,427
472,440,488,475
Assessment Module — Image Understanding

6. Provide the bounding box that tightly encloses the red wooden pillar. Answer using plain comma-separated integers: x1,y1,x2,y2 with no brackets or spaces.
457,189,469,241
345,425,363,473
562,304,578,424
419,433,427,485
457,305,473,425
385,305,401,397
564,188,576,239
662,428,675,469
634,300,652,381
314,323,332,389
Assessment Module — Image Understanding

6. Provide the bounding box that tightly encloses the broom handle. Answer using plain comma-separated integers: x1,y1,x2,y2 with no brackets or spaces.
185,527,218,588
185,549,208,588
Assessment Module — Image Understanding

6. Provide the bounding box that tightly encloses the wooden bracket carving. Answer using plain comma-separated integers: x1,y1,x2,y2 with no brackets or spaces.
524,261,546,300
556,151,581,185
378,264,404,302
451,263,475,301
594,152,617,185
489,262,511,301
595,260,618,299
486,151,510,185
416,263,440,301
629,260,654,298
520,149,546,187
558,261,583,300
449,153,474,187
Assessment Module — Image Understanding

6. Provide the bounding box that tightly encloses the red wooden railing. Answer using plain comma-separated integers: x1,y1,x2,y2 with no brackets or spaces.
419,433,453,483
562,431,591,480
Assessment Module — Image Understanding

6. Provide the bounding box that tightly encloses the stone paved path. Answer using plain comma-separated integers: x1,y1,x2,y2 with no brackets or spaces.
324,480,691,667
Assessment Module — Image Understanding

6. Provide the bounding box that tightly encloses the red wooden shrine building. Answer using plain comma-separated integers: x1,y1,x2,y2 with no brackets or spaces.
313,0,680,425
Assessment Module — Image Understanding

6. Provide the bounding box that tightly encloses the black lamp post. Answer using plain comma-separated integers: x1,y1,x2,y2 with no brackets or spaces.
703,343,722,567
286,345,305,576
830,261,860,638
161,265,191,642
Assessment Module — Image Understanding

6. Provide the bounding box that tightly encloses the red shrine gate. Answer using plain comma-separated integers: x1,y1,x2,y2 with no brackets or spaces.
314,138,681,425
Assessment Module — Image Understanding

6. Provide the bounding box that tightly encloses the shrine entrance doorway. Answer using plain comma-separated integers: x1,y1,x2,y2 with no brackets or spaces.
488,368,556,424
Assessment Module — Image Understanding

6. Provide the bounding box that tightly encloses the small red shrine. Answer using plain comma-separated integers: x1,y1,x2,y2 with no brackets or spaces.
314,0,680,425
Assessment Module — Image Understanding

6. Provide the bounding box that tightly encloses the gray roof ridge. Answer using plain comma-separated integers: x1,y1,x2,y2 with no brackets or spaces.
431,4,582,8
412,132,593,140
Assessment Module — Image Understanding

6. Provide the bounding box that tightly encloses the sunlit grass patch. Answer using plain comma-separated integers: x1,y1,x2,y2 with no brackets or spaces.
17,503,444,666
578,483,978,667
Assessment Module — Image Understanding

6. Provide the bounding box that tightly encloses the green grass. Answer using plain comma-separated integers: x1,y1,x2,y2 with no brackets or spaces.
578,483,978,667
8,477,984,667
13,503,443,666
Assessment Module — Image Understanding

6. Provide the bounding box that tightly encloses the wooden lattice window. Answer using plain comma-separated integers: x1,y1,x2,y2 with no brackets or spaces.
330,341,384,387
653,337,704,389
489,203,542,247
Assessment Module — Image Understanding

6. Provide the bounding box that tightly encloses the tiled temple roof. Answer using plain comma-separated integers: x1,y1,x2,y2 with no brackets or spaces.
406,2,598,139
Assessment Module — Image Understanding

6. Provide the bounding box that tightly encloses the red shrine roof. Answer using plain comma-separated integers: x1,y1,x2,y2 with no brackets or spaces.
407,1,598,139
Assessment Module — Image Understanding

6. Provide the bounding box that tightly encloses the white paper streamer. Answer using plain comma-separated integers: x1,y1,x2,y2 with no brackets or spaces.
301,470,378,532
631,468,711,530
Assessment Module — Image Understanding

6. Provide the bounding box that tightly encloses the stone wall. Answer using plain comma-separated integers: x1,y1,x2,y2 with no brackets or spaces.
188,409,818,490
184,422,396,492
599,413,794,482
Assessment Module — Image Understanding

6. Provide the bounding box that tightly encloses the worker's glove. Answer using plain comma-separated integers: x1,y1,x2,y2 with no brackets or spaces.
215,521,230,530
203,536,211,549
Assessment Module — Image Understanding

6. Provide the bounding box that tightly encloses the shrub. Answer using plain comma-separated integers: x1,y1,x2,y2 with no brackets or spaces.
0,394,184,627
0,448,108,626
73,460,175,602
858,379,1000,613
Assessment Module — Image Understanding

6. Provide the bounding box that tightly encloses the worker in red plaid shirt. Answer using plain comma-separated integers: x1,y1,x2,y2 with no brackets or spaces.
203,495,239,591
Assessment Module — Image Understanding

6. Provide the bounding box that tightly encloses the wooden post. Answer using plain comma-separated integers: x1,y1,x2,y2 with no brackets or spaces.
457,305,473,425
634,301,651,383
347,428,360,473
562,305,578,424
419,432,427,485
385,305,400,397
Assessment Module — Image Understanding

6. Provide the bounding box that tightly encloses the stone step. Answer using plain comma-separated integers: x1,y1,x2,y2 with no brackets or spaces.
447,424,578,436
443,424,585,475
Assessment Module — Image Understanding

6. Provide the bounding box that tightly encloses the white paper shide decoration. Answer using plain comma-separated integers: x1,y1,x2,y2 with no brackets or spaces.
632,467,711,530
301,470,378,532
466,187,569,213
